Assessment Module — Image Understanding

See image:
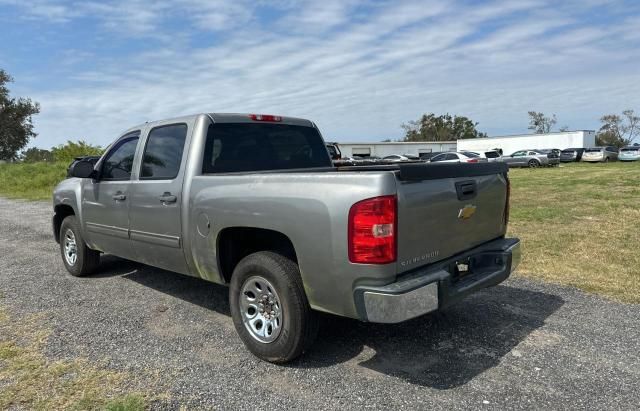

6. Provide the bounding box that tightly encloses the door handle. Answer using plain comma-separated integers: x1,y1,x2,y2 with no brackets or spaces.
112,193,126,201
159,192,177,204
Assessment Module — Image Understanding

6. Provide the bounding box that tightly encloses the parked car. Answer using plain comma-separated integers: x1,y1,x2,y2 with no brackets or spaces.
501,150,559,168
382,154,421,162
619,146,640,162
560,148,585,162
483,151,502,162
418,151,443,161
537,148,561,157
429,151,488,164
54,112,519,363
582,146,619,163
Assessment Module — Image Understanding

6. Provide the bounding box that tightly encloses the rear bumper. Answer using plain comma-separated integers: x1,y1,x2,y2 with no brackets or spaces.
353,237,520,323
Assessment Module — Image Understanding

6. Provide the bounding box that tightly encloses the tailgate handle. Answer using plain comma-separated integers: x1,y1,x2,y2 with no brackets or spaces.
455,181,477,200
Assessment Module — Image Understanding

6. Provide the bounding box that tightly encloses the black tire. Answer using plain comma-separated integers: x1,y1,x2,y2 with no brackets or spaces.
604,157,609,163
59,215,100,276
229,251,318,363
528,159,540,168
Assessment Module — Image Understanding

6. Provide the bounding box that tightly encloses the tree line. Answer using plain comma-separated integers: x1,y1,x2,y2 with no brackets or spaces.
400,110,639,147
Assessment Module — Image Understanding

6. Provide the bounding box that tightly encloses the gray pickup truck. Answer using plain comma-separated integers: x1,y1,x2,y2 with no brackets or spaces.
53,113,520,363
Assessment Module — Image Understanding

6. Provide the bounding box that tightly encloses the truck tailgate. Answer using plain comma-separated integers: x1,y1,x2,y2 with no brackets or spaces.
394,163,509,272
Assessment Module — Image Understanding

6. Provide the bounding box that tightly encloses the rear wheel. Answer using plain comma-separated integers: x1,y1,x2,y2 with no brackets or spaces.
59,215,100,276
528,159,540,168
229,251,318,363
604,157,610,163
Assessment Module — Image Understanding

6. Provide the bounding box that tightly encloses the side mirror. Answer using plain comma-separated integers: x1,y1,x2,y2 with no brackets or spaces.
70,160,96,178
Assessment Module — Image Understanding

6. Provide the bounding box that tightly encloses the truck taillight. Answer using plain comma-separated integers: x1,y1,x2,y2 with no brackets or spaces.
348,195,397,264
504,174,511,227
249,114,282,122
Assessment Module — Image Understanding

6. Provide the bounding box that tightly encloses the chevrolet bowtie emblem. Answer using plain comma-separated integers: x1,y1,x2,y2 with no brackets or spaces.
458,204,476,220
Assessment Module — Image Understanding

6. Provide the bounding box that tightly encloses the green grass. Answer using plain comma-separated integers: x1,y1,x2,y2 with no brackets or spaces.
0,161,68,200
508,161,640,303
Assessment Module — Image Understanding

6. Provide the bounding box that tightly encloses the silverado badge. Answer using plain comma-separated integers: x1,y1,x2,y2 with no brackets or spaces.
458,204,476,220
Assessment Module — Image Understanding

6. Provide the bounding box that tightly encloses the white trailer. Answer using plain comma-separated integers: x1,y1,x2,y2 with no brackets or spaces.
456,130,596,156
337,141,457,158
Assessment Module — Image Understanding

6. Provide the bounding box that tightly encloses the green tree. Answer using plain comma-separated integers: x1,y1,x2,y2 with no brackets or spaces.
527,111,557,134
0,69,40,160
51,140,103,163
401,113,487,142
595,110,639,148
21,147,53,162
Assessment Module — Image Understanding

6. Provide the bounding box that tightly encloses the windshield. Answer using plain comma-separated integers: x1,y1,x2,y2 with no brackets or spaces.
585,148,603,153
484,151,500,158
621,147,640,152
561,149,575,153
202,123,332,173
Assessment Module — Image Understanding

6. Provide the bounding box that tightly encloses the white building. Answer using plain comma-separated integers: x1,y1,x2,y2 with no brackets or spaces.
337,141,457,158
456,130,596,155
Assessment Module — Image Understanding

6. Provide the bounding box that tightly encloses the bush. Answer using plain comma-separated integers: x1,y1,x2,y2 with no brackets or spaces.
51,140,103,163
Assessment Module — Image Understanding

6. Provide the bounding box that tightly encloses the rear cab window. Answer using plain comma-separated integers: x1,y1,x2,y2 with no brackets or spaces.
203,123,332,173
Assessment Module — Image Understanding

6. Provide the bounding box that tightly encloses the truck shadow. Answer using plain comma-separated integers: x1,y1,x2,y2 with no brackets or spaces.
298,286,564,389
96,255,563,389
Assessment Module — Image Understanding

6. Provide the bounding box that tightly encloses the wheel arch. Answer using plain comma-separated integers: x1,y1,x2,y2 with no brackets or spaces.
53,204,76,243
216,227,298,284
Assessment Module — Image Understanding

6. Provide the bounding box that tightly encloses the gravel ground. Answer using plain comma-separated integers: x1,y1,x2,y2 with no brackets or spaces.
0,197,639,410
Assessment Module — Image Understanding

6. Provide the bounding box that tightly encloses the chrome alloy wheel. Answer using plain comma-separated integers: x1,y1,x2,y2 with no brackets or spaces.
240,276,283,343
63,229,78,266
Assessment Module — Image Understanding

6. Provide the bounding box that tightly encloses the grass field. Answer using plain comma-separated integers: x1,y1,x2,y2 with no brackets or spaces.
1,160,638,303
0,161,68,200
507,161,640,303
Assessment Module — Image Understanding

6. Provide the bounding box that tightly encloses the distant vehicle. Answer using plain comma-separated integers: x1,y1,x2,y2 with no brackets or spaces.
560,148,585,162
429,151,488,164
618,146,640,161
582,147,619,163
382,154,421,162
326,142,342,160
537,148,562,157
501,150,559,168
482,151,502,162
418,151,443,160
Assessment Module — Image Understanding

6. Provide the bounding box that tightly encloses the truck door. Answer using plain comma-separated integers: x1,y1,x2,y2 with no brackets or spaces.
128,122,191,274
82,131,141,260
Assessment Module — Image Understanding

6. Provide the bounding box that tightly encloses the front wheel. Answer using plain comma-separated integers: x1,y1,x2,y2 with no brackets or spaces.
528,159,540,168
59,215,100,276
229,251,318,363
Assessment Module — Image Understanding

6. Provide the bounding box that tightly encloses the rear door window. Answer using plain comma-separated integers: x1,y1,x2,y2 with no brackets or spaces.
203,123,331,173
140,124,188,180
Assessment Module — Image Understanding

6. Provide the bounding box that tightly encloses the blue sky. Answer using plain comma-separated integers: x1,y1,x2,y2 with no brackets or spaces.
1,0,639,148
